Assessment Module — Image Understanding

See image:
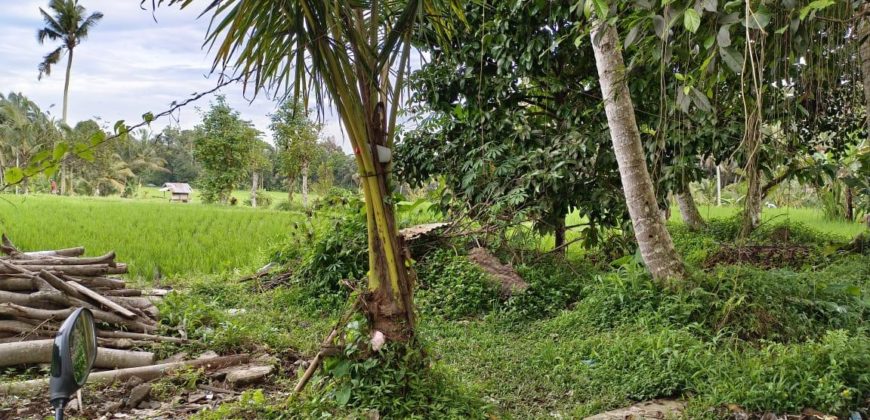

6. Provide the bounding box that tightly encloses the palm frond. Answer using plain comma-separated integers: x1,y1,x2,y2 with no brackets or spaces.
75,12,104,41
38,47,64,80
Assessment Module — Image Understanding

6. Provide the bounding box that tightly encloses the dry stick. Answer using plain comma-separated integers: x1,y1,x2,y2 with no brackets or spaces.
0,339,154,369
96,330,187,344
197,384,240,395
67,281,136,319
293,327,340,394
0,354,250,396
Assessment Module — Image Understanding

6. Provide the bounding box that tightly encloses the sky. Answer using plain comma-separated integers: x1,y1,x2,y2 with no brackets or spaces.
0,0,350,151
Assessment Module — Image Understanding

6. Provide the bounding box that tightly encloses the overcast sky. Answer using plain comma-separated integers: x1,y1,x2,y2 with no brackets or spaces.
0,0,350,151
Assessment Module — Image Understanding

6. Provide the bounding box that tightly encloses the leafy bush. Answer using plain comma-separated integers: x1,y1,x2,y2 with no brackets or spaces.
242,190,273,208
416,249,501,319
294,320,488,419
313,187,361,210
291,212,368,299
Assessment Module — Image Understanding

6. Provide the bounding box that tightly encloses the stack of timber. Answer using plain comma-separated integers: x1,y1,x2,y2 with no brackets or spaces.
0,234,176,370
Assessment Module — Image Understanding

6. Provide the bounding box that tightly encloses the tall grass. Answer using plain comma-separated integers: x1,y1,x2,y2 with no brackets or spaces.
0,194,305,281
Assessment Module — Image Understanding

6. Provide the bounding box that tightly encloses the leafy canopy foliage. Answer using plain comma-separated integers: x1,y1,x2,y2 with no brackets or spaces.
193,96,257,203
269,100,321,181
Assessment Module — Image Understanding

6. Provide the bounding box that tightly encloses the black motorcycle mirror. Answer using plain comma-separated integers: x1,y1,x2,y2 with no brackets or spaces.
49,307,97,420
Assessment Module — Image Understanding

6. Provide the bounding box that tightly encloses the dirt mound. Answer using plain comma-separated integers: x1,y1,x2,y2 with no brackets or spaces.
703,244,812,270
467,247,528,296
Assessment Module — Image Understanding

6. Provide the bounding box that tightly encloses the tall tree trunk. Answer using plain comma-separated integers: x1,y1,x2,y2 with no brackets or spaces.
14,151,19,195
845,187,854,222
860,3,870,130
287,175,295,203
62,48,73,124
553,215,566,255
250,171,259,208
676,186,705,231
739,112,763,239
590,21,687,282
301,162,309,208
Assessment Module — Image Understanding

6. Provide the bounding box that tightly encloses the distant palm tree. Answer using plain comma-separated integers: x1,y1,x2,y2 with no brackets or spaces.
37,0,103,124
37,0,102,194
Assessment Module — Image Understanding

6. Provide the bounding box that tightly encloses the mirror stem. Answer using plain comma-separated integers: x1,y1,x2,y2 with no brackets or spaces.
51,397,67,420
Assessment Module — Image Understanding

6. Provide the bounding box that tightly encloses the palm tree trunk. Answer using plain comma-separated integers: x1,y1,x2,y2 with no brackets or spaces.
676,186,705,231
301,162,309,208
62,48,73,123
590,21,687,282
250,171,259,208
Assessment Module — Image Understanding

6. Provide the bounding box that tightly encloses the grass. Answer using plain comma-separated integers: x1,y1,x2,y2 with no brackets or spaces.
2,192,867,418
133,186,321,209
0,193,306,280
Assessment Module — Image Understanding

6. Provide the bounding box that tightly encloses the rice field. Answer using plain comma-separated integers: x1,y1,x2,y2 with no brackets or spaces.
0,193,306,281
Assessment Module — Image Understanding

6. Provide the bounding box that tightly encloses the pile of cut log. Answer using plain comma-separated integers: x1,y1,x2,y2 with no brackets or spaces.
0,235,178,370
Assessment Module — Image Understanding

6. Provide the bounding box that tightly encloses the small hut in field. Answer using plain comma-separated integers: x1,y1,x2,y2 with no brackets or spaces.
159,183,192,203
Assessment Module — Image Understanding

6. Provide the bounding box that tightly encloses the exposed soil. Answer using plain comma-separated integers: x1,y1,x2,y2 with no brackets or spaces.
703,244,813,270
467,247,529,296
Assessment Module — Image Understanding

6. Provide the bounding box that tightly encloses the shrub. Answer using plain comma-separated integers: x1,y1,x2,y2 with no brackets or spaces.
416,249,501,319
313,187,361,210
243,190,273,208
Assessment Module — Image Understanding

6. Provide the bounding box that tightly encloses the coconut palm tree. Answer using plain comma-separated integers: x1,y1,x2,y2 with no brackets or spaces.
0,92,61,194
37,0,102,195
159,0,463,341
37,0,103,123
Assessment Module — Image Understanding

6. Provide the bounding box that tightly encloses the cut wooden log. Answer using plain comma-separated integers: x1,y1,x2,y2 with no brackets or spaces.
67,281,137,319
0,277,38,291
38,270,84,299
103,289,142,297
1,235,85,259
0,264,127,276
0,339,154,369
0,290,70,308
0,252,116,266
0,303,155,333
0,354,250,396
0,320,55,336
63,275,125,290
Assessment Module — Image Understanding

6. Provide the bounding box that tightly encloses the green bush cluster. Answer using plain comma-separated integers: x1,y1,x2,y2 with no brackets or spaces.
415,249,501,319
313,187,361,210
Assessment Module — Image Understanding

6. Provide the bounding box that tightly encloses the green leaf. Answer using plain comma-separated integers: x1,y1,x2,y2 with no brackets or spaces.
744,11,770,29
701,0,717,12
719,46,743,74
31,150,51,165
717,25,731,47
653,15,666,39
4,167,24,185
142,112,155,124
114,120,128,135
799,0,834,21
89,130,106,147
683,9,701,33
335,385,351,406
592,0,608,19
53,143,69,161
625,24,641,48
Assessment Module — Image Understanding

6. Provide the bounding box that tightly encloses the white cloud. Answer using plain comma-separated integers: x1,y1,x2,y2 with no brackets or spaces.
0,0,351,152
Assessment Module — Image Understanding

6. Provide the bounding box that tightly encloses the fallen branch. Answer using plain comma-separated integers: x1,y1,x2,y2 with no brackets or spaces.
293,328,340,394
0,339,154,369
0,354,250,396
1,235,85,259
96,330,187,344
